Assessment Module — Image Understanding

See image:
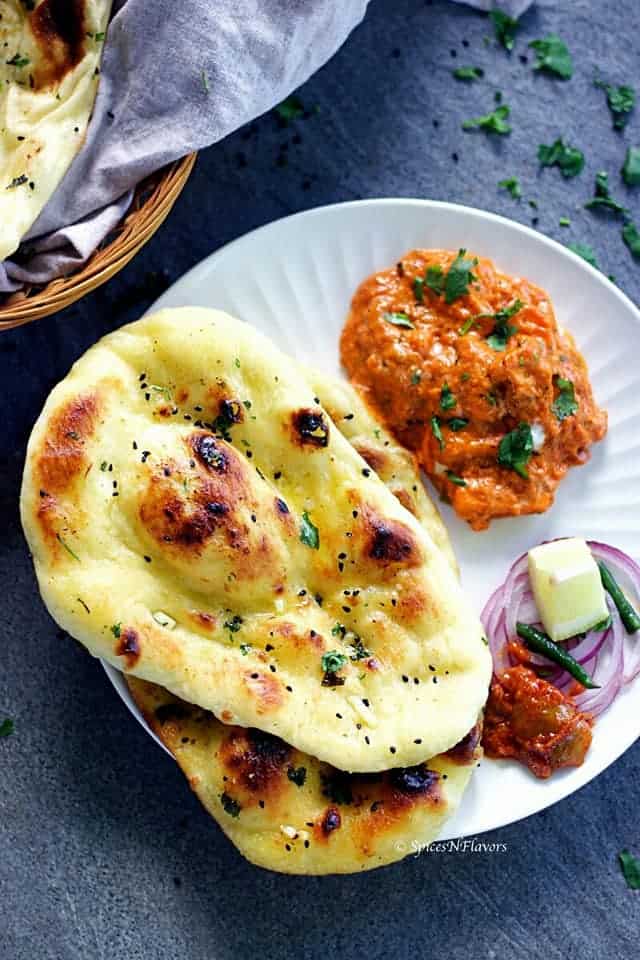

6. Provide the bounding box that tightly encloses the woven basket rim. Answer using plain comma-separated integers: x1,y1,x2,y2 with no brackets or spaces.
0,153,197,330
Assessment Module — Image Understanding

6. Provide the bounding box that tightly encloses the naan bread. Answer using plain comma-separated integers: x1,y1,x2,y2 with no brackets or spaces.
0,0,112,261
127,676,482,875
125,443,471,875
305,370,457,575
21,307,491,771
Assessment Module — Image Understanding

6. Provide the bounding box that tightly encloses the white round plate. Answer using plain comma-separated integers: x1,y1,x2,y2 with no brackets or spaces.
104,198,640,840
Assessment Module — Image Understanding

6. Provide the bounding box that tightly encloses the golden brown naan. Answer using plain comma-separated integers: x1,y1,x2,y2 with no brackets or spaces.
20,307,491,772
127,676,482,875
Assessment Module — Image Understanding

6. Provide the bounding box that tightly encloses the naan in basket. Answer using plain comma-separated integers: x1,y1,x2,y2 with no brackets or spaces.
0,0,112,261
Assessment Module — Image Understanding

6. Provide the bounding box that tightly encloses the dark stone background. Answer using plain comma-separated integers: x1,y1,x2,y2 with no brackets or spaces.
1,1,638,957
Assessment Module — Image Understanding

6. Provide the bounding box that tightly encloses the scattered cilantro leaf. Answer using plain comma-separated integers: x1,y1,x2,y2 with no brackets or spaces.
529,35,573,79
0,718,14,738
417,253,477,305
287,766,307,787
497,423,534,479
440,383,456,411
447,418,469,431
331,622,347,638
454,66,484,81
321,651,348,674
585,171,627,216
300,512,320,549
6,52,30,68
348,637,371,662
55,534,80,562
431,416,445,451
425,265,445,296
596,79,635,130
224,614,243,635
446,471,467,487
622,222,640,259
552,376,579,421
444,250,479,303
490,9,520,51
538,138,584,178
383,311,414,329
462,103,511,135
220,792,241,818
498,176,521,199
110,622,121,639
458,316,477,336
275,95,304,122
619,850,640,890
239,643,251,656
568,242,599,268
559,217,571,227
622,147,640,187
475,300,522,351
410,370,422,385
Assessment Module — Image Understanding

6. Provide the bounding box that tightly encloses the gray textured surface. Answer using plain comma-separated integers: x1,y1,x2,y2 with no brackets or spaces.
1,1,639,957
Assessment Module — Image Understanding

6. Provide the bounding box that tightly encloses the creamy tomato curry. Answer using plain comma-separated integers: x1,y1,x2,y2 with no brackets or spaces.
340,249,607,530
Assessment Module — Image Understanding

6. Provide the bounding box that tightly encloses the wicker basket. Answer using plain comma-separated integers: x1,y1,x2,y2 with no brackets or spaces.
0,153,197,331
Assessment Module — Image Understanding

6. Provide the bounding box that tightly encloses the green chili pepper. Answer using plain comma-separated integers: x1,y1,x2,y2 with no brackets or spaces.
597,561,640,635
516,622,599,689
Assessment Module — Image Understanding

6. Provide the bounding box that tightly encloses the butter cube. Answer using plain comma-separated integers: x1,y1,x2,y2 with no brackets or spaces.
528,538,608,643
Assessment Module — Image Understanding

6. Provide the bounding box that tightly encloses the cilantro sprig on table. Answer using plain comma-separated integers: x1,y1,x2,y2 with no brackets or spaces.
595,78,636,130
585,172,627,216
619,850,640,890
498,177,521,199
453,66,484,82
0,718,14,738
538,139,585,178
462,104,511,135
622,148,640,186
529,34,573,80
490,9,520,51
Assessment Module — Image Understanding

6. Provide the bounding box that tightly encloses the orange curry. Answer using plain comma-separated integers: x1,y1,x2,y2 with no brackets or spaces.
340,249,607,530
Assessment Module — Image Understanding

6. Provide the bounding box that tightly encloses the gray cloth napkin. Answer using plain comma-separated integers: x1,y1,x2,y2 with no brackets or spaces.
0,0,532,293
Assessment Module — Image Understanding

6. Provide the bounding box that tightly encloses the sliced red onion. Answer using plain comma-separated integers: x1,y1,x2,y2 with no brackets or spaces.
480,540,640,718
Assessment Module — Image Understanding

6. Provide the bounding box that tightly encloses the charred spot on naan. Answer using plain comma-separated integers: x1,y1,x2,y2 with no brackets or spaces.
390,486,418,517
35,392,100,495
34,392,100,553
315,806,342,840
218,728,291,801
243,670,284,713
353,444,388,474
114,627,141,669
30,0,88,89
187,610,218,632
290,409,330,448
218,398,245,425
139,434,252,551
359,506,422,568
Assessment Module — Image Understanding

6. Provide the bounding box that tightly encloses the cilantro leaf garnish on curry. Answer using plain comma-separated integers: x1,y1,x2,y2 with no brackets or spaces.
341,249,606,530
